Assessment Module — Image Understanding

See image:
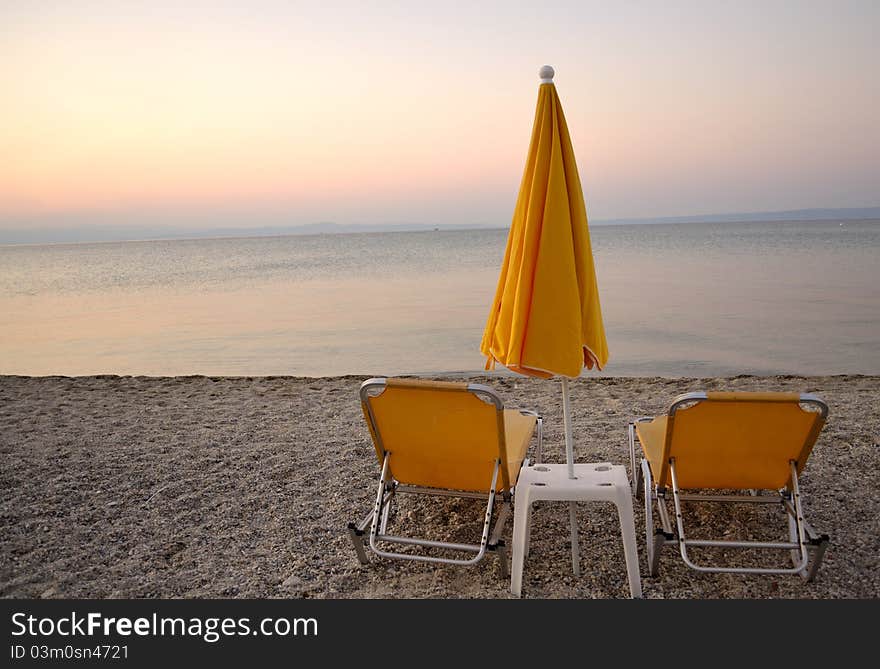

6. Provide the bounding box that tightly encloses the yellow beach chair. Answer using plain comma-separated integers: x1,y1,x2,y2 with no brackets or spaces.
629,392,830,580
348,378,542,572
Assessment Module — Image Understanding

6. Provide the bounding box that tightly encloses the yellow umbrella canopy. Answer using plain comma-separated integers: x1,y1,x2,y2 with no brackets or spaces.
481,65,608,379
480,66,608,576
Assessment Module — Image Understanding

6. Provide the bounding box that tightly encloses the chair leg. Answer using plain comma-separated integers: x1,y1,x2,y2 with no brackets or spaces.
489,499,511,546
642,459,662,576
496,542,509,579
569,501,580,577
628,423,638,497
615,487,642,598
347,522,370,565
803,536,829,582
787,509,803,571
796,514,830,582
634,461,644,501
650,531,665,577
489,498,512,579
379,495,392,534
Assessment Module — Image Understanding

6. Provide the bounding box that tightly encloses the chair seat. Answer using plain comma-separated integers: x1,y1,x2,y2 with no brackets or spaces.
504,409,537,487
634,415,668,485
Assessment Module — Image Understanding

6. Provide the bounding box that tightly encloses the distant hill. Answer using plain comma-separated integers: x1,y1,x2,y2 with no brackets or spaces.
593,206,880,226
1,206,877,245
0,222,482,245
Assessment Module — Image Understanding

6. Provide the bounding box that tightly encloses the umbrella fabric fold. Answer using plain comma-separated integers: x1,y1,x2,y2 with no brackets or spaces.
480,77,608,379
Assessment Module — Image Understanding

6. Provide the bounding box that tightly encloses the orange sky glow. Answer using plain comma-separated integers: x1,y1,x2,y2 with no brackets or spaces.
1,1,878,231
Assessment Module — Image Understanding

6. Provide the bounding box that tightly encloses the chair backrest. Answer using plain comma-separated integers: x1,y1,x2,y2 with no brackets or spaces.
658,392,828,489
360,378,510,492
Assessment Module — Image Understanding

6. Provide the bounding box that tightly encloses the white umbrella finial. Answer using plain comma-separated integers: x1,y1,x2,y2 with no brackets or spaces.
539,65,555,83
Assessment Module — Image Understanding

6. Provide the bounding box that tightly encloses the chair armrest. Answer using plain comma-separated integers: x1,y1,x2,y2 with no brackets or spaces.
514,409,543,462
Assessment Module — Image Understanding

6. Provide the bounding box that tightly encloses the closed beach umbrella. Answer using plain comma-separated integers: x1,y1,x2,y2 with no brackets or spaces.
481,65,608,573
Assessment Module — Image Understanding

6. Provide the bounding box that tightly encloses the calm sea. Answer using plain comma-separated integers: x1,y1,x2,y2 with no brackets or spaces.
1,220,878,377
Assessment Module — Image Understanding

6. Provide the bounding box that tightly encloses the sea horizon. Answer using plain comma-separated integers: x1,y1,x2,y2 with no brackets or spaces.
2,205,879,247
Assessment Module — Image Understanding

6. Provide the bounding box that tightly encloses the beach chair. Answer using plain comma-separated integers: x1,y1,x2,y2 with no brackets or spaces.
348,378,542,573
629,392,830,581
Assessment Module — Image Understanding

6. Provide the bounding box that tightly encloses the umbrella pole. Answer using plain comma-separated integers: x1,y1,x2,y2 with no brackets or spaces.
562,376,580,576
562,377,575,478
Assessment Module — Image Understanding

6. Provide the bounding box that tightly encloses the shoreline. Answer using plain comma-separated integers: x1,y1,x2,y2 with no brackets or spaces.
1,373,878,598
3,371,878,380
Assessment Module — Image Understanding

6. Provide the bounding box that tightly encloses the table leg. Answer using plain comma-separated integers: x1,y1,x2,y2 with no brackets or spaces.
569,501,580,577
511,490,531,597
615,488,642,598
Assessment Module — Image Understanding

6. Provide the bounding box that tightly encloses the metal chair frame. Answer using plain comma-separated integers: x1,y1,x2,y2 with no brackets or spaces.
629,392,830,581
348,378,542,575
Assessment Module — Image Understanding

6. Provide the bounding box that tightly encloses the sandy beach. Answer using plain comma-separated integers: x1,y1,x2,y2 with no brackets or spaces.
1,374,877,599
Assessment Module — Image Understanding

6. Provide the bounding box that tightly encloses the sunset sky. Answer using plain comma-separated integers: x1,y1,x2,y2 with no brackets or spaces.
2,1,878,233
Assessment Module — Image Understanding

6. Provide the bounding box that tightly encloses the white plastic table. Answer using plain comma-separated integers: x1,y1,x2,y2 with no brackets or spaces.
510,462,642,598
